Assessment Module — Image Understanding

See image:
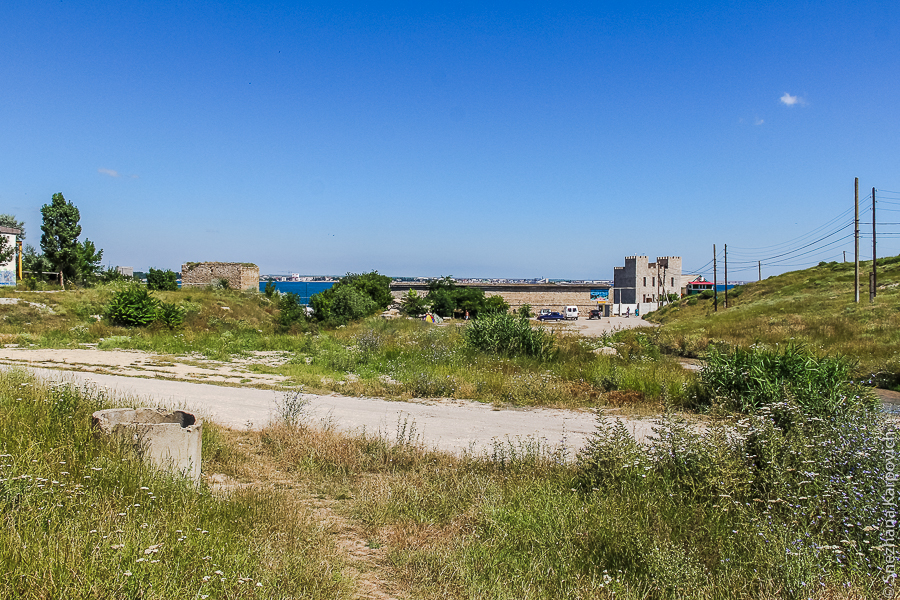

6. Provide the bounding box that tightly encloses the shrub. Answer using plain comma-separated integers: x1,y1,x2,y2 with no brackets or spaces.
157,301,186,329
106,284,158,327
146,267,178,291
400,289,429,316
699,344,877,414
263,280,277,298
277,292,308,331
464,312,556,359
310,284,378,326
517,303,533,319
309,272,389,325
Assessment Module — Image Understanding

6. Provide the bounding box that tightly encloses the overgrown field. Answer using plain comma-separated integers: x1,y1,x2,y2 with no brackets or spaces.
1,340,892,599
0,369,350,599
207,348,891,599
0,285,694,409
646,256,900,387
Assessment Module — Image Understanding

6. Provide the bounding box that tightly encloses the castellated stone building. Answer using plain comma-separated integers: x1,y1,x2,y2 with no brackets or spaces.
181,262,259,291
613,256,683,304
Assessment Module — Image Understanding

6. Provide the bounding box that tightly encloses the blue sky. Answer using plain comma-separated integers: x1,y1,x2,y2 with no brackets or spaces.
1,1,898,280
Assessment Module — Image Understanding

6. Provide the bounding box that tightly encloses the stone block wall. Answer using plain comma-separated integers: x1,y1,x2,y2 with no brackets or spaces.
391,283,610,315
181,262,259,290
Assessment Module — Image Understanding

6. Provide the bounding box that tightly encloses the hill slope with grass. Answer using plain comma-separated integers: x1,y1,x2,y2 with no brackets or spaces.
646,255,900,385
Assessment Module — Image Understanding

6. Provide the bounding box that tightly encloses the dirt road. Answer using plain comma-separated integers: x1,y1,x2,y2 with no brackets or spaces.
4,361,659,456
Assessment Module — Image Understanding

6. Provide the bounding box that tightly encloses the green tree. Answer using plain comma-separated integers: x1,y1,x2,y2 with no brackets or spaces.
21,245,51,275
0,235,13,264
338,271,393,310
76,238,104,281
400,289,429,316
0,214,25,241
146,268,178,291
482,295,510,314
40,193,84,281
309,271,391,326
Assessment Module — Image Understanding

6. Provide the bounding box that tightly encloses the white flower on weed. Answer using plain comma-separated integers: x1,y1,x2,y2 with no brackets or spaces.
214,570,223,576
123,571,132,577
91,467,102,471
140,523,149,529
143,544,162,555
89,530,97,534
117,512,126,516
202,576,210,583
136,558,146,563
202,556,211,561
111,544,125,549
256,582,263,587
140,486,149,490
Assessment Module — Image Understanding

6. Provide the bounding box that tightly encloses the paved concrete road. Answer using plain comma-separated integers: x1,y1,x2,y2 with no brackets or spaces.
11,365,659,456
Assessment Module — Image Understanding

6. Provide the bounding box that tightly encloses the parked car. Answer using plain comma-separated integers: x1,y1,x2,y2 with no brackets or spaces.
564,306,579,320
537,311,566,321
539,308,553,317
588,309,601,319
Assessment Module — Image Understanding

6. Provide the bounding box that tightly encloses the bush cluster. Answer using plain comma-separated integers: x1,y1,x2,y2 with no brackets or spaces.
105,283,185,329
464,312,556,360
146,268,178,291
699,343,876,414
309,271,391,326
575,401,889,594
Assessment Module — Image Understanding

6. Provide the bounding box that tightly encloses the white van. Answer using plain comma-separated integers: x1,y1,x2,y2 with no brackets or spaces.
564,306,579,320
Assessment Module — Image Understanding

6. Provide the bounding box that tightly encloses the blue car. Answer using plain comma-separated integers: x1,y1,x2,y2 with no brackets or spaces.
537,312,566,321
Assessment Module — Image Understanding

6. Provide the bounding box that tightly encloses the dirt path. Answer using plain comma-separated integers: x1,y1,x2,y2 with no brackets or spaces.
207,430,408,600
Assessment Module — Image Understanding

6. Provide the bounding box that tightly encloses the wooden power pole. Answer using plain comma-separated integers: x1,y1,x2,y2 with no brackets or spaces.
724,244,728,308
854,178,859,303
873,187,877,299
713,244,718,312
758,260,761,282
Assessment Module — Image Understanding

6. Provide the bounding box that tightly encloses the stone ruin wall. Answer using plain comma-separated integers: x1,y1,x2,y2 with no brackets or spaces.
483,290,597,314
181,262,259,291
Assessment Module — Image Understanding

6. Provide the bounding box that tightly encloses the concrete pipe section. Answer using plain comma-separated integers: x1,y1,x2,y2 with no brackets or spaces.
92,408,202,483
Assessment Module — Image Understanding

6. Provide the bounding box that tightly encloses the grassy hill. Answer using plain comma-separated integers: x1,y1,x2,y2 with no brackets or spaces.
646,255,900,385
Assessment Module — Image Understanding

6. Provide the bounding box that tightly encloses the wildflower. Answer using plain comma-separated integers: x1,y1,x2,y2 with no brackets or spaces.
124,571,132,577
143,544,162,555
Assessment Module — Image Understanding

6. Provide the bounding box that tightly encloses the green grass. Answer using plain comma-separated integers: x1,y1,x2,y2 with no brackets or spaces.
646,255,900,386
0,369,350,599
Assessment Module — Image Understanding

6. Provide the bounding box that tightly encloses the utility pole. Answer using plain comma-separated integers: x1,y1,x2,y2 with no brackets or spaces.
873,187,877,298
843,251,846,263
724,244,728,308
713,244,718,312
758,260,761,282
854,178,859,303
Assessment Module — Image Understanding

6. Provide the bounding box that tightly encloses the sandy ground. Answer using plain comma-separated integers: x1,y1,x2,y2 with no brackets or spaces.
5,363,658,456
532,315,658,337
0,347,293,387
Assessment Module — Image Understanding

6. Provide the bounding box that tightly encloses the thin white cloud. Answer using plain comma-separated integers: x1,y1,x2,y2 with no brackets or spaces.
129,174,139,179
98,168,119,177
780,92,804,106
755,118,764,125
